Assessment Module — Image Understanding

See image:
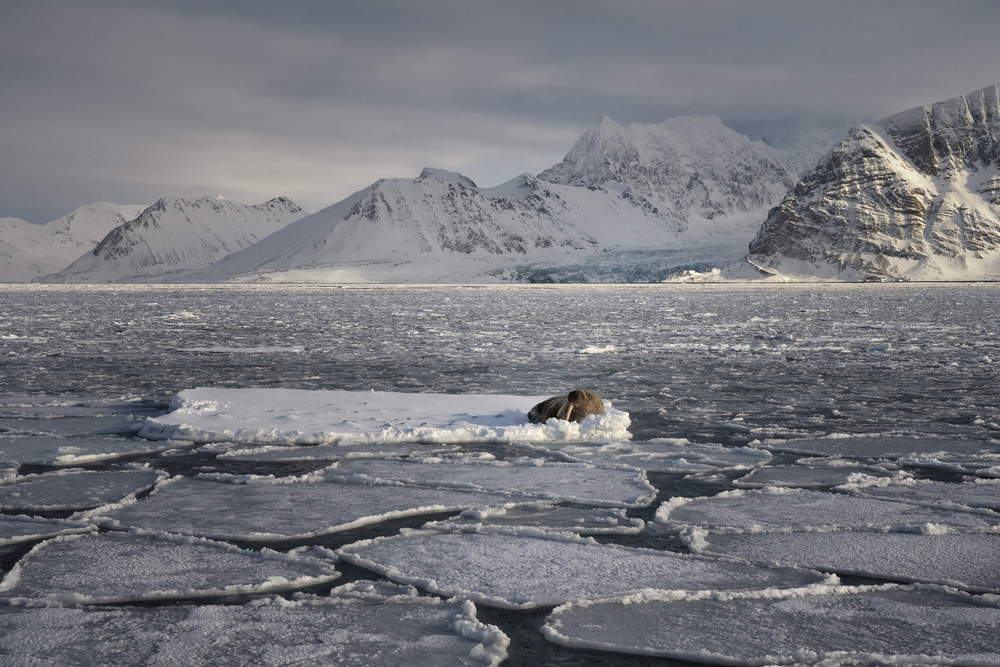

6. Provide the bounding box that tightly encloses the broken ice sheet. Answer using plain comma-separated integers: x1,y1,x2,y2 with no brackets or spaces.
547,439,772,473
324,457,656,507
337,529,829,610
692,531,1000,593
542,585,1000,664
0,582,508,667
205,441,461,462
139,387,631,445
842,477,1000,511
0,531,340,605
761,436,997,458
0,468,166,512
0,514,94,547
86,475,537,541
732,460,900,489
657,488,1000,533
422,505,644,535
0,434,196,466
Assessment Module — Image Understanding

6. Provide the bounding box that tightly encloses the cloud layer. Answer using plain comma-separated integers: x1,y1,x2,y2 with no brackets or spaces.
3,0,999,222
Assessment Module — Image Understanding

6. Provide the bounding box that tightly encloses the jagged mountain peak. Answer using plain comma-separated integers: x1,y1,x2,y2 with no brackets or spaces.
418,168,478,189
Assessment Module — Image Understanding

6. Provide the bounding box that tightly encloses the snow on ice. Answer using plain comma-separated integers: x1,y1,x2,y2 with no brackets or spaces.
543,585,1000,664
138,388,632,445
422,505,644,536
205,441,462,462
337,528,830,610
0,468,165,512
0,435,195,466
0,582,508,666
0,531,340,605
0,514,94,547
538,439,772,473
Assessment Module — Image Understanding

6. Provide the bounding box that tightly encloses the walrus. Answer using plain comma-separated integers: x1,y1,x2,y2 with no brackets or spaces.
528,389,606,424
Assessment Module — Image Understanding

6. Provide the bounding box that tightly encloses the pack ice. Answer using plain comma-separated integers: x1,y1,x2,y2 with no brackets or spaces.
0,582,508,666
0,531,340,605
138,388,631,445
0,468,165,512
540,439,772,473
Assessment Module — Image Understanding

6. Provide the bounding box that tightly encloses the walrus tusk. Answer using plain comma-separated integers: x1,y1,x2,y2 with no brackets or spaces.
560,401,574,421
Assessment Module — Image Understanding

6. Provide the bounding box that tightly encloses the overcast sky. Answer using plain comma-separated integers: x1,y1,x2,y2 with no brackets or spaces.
3,0,999,223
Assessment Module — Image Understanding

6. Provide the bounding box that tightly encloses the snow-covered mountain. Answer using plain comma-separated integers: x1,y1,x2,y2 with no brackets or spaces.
42,196,306,283
184,117,839,284
739,85,1000,281
0,202,147,282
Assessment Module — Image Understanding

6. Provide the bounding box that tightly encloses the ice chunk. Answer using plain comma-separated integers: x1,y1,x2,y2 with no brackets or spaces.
762,436,997,458
0,468,165,512
423,505,644,535
695,531,1000,593
138,388,631,445
0,531,340,604
733,461,899,488
0,434,196,466
843,477,1000,511
0,584,507,666
547,440,771,473
337,529,829,610
86,475,538,541
657,488,1000,533
208,441,461,462
0,514,95,547
543,585,1000,664
325,457,656,507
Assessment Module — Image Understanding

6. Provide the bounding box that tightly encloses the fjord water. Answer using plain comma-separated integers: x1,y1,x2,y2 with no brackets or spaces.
2,283,1000,665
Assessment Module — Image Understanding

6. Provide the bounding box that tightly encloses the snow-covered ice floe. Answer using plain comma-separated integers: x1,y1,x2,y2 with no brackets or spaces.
138,388,631,445
337,528,831,610
732,459,902,489
84,475,546,541
0,434,195,466
840,476,1000,511
0,582,508,666
204,441,461,462
0,531,340,605
657,488,1000,534
0,514,95,547
0,468,166,512
542,584,1000,664
538,439,771,473
324,457,656,507
761,435,998,459
422,505,645,536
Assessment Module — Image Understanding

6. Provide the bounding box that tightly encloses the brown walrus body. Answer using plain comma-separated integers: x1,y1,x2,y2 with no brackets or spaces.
528,389,605,424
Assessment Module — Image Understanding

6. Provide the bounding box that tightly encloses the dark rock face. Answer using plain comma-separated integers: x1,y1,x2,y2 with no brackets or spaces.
745,85,1000,280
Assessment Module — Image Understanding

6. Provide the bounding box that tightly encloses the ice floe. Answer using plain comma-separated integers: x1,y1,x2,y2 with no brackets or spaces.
324,457,656,507
543,585,1000,664
0,582,508,666
422,505,644,536
0,434,195,466
0,514,95,547
0,468,165,512
0,531,340,605
541,439,771,473
337,529,830,610
205,441,462,462
841,477,1000,511
761,436,998,458
657,488,1000,534
85,475,539,541
138,388,631,445
690,531,1000,593
732,460,901,488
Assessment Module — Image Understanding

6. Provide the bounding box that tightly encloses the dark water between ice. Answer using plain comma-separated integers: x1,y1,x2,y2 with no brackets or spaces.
1,283,999,665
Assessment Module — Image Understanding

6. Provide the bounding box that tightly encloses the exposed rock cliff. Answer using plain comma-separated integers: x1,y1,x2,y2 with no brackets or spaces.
743,85,1000,280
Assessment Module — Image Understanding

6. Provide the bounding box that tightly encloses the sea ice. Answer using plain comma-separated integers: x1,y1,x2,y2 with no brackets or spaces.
842,477,1000,511
337,529,829,610
86,475,538,541
543,440,771,473
138,388,631,445
733,461,899,488
0,468,165,512
0,434,195,466
761,436,997,458
325,457,656,507
657,488,1000,533
542,585,1000,664
0,514,94,547
422,505,644,535
0,582,508,666
0,531,340,605
206,441,461,462
692,531,1000,593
